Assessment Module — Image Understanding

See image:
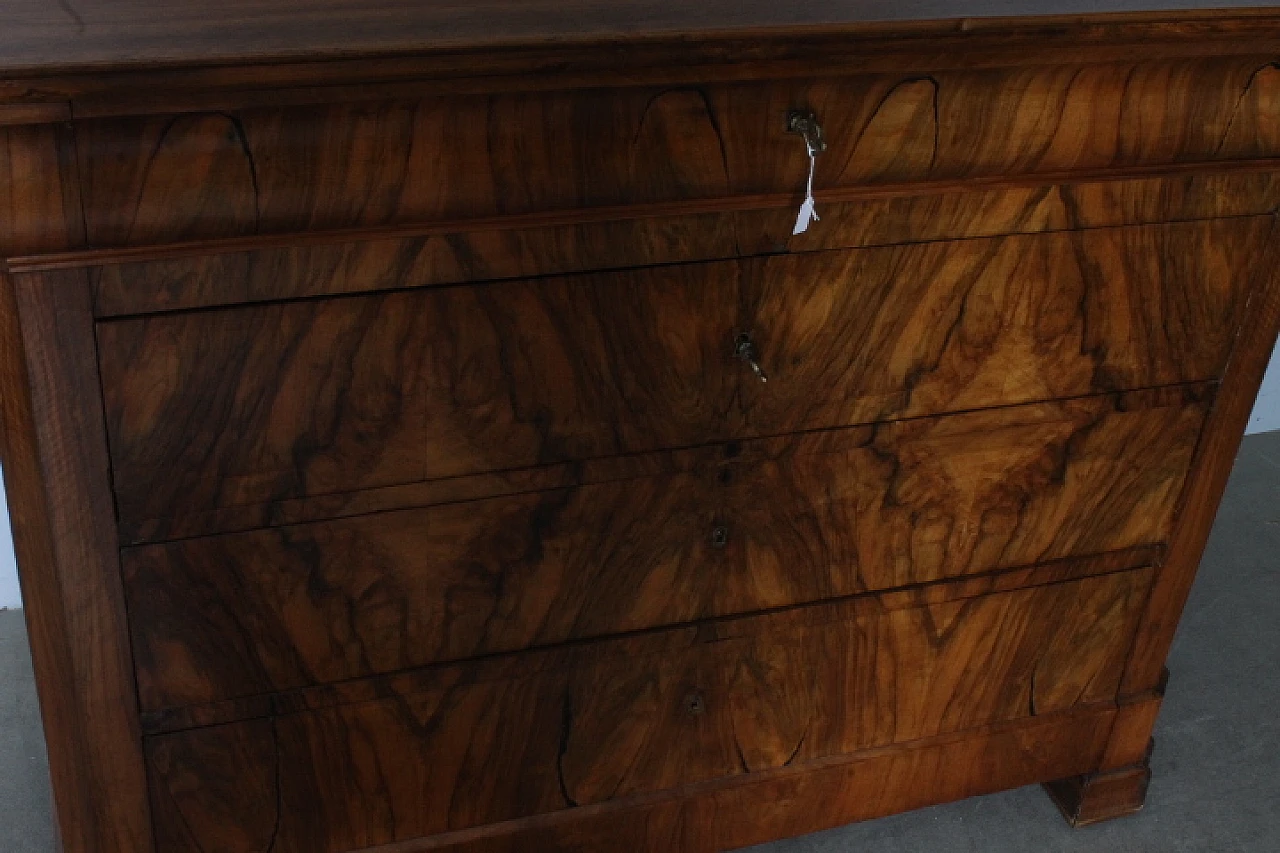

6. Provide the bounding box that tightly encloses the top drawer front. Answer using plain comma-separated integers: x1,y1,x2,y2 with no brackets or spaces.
95,218,1263,541
72,57,1280,247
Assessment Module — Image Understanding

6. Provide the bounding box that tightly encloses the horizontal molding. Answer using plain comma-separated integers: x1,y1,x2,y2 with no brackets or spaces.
0,102,71,127
8,157,1280,277
2,12,1279,119
137,552,1158,735
65,37,1280,121
340,699,1129,853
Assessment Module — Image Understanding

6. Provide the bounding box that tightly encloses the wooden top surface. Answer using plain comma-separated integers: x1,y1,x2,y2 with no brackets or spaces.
3,1,1280,74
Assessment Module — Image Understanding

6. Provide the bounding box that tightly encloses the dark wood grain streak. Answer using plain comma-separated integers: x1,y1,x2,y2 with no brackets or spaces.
122,388,1205,711
91,219,1261,540
368,703,1132,852
0,127,154,852
110,384,1213,547
69,168,1280,318
135,546,1163,736
68,57,1280,248
144,706,1127,853
5,156,1279,275
144,568,1152,852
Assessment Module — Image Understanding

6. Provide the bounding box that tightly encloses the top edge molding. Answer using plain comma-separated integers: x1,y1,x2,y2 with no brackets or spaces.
3,5,1280,120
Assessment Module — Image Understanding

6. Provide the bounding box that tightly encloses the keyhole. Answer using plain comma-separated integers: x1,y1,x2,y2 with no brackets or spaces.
710,525,729,548
684,691,706,716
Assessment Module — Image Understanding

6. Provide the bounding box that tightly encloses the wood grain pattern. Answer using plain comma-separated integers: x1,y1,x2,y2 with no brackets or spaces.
1122,213,1280,694
122,388,1205,710
1096,676,1167,772
144,568,1152,852
328,703,1122,853
4,11,1278,850
737,219,1256,435
91,218,1262,539
134,547,1163,736
71,57,1280,247
96,254,741,538
76,167,1280,318
0,129,155,852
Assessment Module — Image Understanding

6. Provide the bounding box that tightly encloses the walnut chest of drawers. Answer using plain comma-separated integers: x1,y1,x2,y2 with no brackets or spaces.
2,3,1279,851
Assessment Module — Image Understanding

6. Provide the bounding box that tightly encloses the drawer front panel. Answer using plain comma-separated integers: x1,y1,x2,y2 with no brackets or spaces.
738,217,1257,437
73,58,1280,247
89,169,1280,319
96,218,1262,538
99,259,740,535
144,568,1154,853
123,389,1203,710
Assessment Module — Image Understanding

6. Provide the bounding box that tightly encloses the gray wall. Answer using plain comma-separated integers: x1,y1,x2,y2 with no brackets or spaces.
0,486,14,611
1249,342,1280,435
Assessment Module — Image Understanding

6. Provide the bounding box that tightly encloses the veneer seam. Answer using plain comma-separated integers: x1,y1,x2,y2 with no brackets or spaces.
137,558,1157,734
116,380,1216,546
6,162,1280,280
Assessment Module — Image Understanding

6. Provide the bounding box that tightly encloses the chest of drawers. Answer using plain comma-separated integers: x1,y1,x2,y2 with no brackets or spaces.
3,3,1280,851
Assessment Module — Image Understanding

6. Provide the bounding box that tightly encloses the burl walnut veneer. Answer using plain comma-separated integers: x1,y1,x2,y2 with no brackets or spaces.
2,3,1280,852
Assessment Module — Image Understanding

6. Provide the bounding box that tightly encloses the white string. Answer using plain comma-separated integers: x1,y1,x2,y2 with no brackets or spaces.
792,138,820,235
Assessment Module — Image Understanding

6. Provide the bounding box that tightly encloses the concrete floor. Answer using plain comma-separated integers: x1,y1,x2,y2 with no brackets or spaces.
2,431,1279,852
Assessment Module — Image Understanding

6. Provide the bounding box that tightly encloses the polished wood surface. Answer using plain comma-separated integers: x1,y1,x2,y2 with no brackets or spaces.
72,167,1280,317
2,6,1278,851
122,389,1202,710
290,704,1128,853
67,58,1280,245
1,2,1280,88
134,547,1162,736
1122,218,1280,694
92,219,1260,540
0,128,154,853
144,568,1152,852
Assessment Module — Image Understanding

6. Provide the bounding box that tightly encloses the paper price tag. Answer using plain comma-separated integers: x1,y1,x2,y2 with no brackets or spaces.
793,140,820,235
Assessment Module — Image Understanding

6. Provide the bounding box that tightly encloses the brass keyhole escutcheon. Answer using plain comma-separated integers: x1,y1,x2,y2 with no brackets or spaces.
710,525,730,549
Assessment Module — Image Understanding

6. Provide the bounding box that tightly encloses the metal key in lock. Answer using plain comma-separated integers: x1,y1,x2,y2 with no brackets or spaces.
786,110,826,235
786,110,827,153
734,333,768,383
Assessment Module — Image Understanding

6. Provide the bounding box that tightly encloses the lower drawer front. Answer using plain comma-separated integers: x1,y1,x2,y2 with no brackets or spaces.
123,388,1203,711
145,567,1154,853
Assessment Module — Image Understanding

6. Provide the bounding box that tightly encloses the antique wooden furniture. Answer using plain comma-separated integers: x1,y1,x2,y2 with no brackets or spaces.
3,2,1280,851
